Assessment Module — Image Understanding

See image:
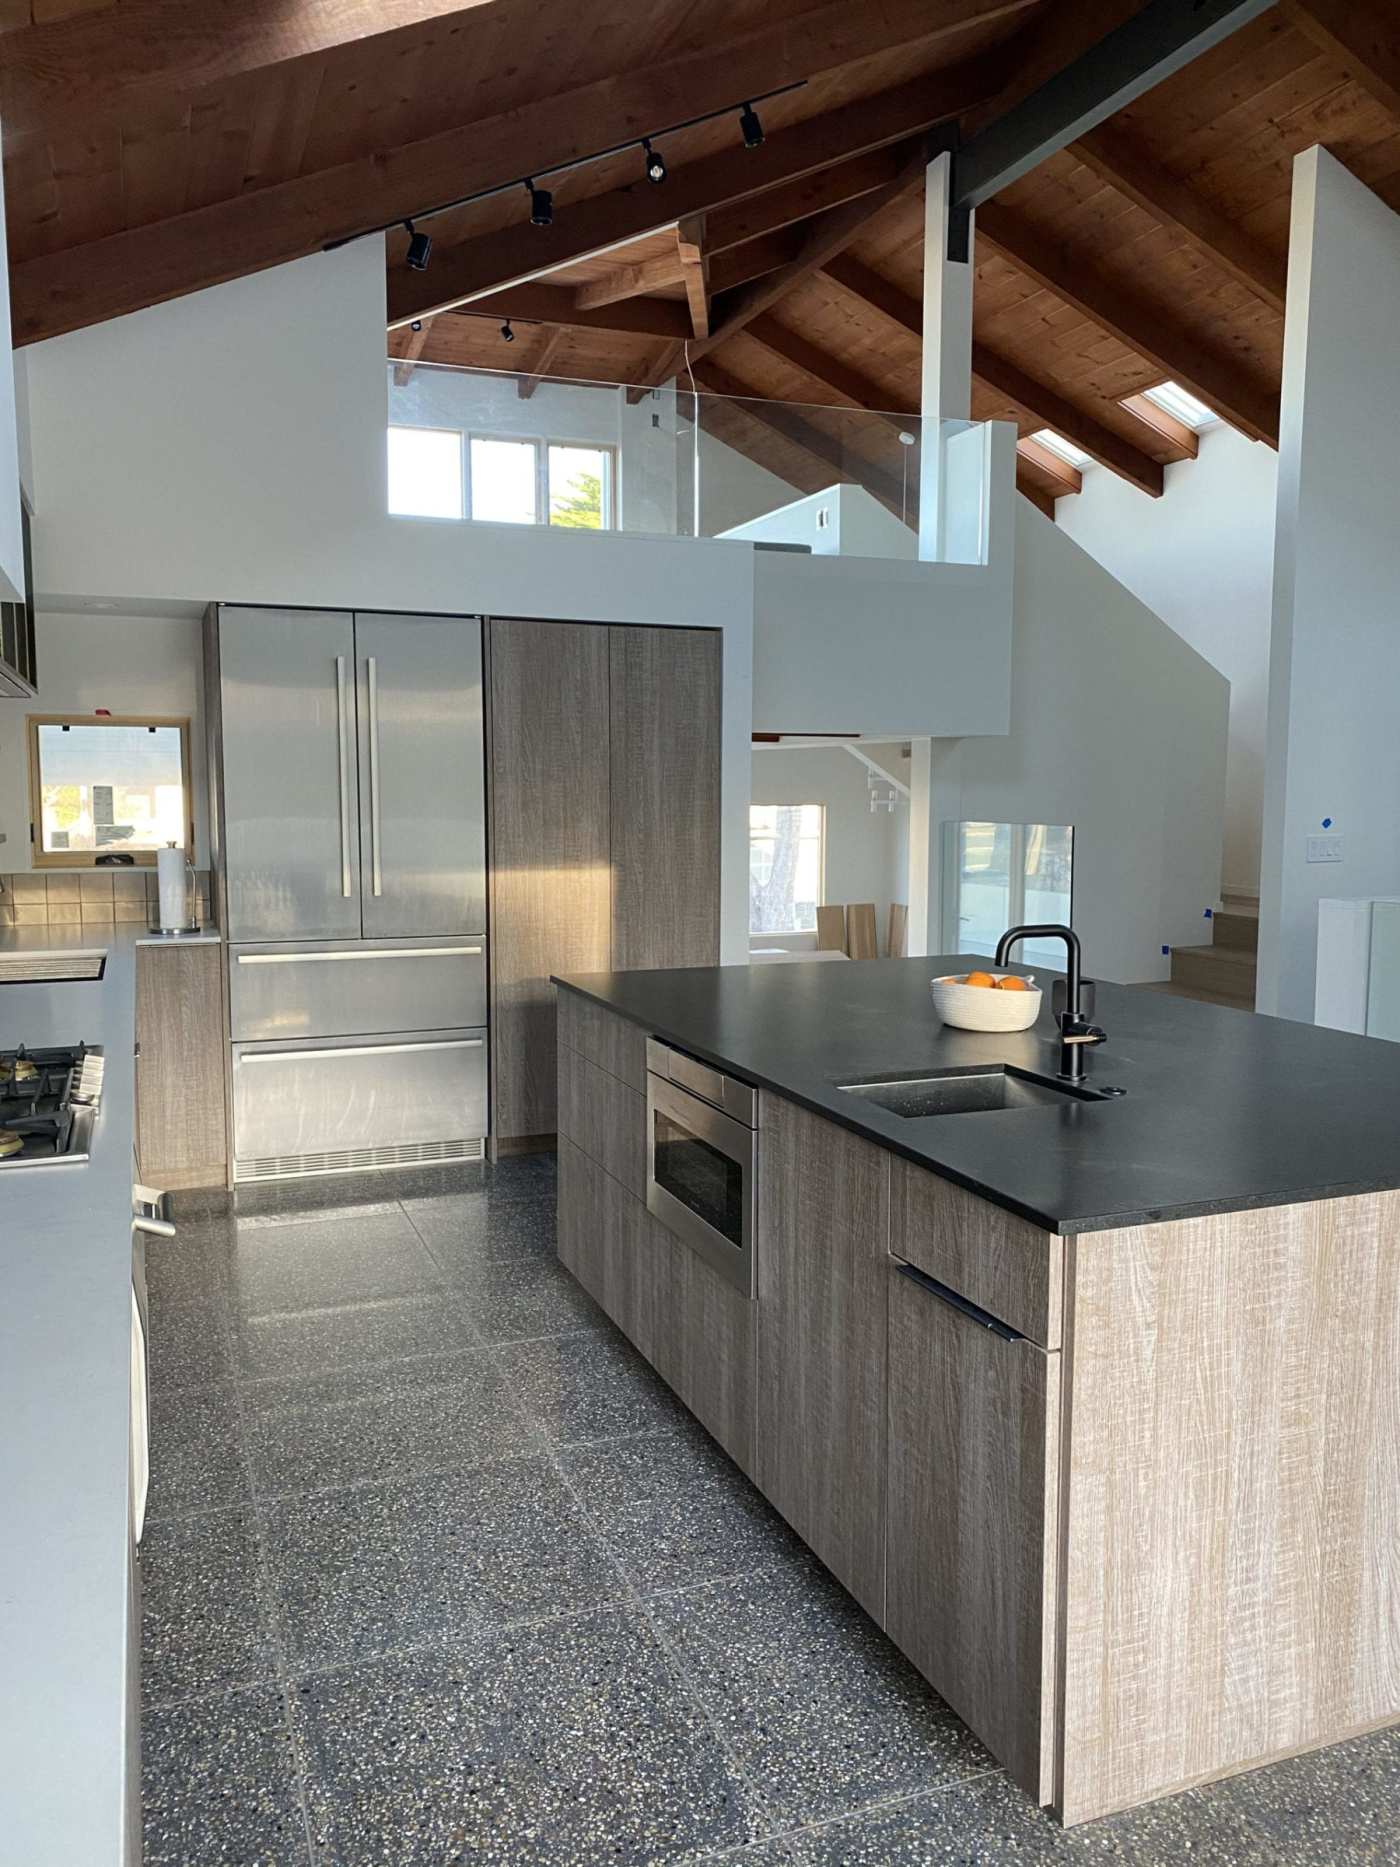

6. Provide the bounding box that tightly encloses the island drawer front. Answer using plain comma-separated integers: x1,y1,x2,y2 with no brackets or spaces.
887,1260,1060,1804
890,1160,1063,1349
556,989,648,1093
557,1041,646,1198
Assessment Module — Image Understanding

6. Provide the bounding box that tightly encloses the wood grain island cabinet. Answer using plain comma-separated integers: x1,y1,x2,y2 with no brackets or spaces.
554,986,1400,1828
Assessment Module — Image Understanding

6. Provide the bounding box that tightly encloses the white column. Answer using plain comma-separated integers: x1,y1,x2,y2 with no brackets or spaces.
918,151,974,562
906,736,963,958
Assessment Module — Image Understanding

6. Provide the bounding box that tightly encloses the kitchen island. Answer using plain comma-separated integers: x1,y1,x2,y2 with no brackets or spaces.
552,957,1400,1827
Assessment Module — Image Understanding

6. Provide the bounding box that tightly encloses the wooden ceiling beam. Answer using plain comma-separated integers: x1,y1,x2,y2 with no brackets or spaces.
575,252,689,310
975,203,1280,444
973,342,1163,495
517,327,566,400
1016,434,1082,493
1282,0,1400,121
1121,390,1198,461
0,0,499,139
385,65,998,326
628,152,929,396
677,216,710,341
693,359,911,522
1016,470,1058,518
708,228,805,295
391,315,435,386
9,0,1020,345
448,284,695,338
744,316,914,426
818,254,922,338
1071,125,1287,313
819,251,1163,496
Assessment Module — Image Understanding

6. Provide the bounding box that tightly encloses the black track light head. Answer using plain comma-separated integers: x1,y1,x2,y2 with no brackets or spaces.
643,137,667,185
526,179,553,227
500,320,515,343
410,319,423,332
739,101,764,149
404,219,432,271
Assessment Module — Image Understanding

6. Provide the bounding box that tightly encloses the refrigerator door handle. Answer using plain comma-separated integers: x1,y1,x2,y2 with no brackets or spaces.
367,654,383,898
239,1037,485,1064
335,655,353,899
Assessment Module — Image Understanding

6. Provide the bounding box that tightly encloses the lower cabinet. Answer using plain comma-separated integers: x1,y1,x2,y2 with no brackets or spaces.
135,941,228,1190
754,1093,890,1621
652,1228,756,1478
886,1261,1061,1803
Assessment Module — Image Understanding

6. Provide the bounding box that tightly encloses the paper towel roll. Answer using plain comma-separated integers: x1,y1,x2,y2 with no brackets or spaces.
157,845,189,931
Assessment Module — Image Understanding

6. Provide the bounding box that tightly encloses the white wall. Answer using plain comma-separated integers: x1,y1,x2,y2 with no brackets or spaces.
750,744,908,949
1258,149,1400,1022
1058,422,1276,900
0,609,207,867
0,146,26,605
917,498,1229,985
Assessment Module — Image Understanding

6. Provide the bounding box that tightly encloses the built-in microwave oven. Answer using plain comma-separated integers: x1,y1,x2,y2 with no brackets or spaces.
645,1038,759,1299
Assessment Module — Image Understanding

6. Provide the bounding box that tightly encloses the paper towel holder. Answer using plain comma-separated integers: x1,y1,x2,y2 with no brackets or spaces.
149,841,200,937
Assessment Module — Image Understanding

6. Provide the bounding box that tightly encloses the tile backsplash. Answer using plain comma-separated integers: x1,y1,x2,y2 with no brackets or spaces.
0,870,212,927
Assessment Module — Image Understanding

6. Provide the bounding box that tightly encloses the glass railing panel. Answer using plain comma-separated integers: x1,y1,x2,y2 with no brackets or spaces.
386,361,986,563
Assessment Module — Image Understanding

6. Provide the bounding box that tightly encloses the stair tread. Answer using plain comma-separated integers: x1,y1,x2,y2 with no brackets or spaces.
1173,943,1257,968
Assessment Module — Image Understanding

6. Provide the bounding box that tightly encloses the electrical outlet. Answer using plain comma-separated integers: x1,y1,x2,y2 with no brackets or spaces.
1307,833,1344,864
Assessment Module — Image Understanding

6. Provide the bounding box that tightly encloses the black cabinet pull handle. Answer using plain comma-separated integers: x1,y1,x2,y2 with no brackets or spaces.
895,1261,1021,1343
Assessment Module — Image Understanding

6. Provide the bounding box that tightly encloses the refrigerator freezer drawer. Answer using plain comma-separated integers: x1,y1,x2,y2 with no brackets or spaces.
229,938,487,1041
232,1028,488,1165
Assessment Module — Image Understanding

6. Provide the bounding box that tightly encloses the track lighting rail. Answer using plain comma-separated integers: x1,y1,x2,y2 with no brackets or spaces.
324,81,804,263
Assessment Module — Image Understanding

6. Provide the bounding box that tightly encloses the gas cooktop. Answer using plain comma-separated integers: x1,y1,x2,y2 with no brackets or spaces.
0,1043,105,1168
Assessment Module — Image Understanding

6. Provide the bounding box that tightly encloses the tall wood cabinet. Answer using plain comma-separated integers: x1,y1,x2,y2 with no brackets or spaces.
488,619,721,1143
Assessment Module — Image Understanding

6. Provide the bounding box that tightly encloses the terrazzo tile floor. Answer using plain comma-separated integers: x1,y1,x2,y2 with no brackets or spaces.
143,1158,1400,1865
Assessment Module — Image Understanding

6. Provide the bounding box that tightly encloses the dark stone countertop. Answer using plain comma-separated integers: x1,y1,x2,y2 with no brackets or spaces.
553,955,1400,1235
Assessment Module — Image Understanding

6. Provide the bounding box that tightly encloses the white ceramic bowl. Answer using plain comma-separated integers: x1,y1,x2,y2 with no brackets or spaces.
931,970,1042,1032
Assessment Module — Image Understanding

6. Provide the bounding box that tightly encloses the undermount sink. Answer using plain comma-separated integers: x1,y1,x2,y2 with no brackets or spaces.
838,1065,1098,1119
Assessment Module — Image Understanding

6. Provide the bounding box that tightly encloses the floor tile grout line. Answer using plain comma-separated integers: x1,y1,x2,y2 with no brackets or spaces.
690,1763,1014,1860
539,1439,784,1850
216,1308,325,1867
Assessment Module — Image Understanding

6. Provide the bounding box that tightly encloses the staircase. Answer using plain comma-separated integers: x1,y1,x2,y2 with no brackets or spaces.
1166,905,1258,1010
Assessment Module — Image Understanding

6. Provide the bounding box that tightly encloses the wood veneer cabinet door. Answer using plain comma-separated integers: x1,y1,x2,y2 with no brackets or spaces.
135,942,228,1189
609,625,720,970
488,619,610,1139
652,1225,756,1477
754,1093,890,1621
886,1263,1061,1803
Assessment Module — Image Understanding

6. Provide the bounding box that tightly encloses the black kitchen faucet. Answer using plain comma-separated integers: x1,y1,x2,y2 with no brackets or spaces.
994,923,1107,1082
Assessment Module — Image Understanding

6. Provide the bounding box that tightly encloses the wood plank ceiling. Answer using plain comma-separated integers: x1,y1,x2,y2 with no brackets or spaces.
3,1,1399,516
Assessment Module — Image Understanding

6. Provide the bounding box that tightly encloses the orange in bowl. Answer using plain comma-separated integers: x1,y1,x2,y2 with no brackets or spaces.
997,975,1032,992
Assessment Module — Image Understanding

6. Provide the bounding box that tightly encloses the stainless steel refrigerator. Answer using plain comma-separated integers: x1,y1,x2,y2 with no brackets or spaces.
207,605,488,1183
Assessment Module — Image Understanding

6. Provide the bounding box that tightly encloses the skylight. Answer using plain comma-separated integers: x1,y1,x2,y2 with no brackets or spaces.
1141,381,1218,430
1030,429,1092,471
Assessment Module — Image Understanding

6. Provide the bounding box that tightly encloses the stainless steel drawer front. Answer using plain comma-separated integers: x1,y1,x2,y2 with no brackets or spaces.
233,1028,487,1161
645,1036,757,1124
230,938,487,1040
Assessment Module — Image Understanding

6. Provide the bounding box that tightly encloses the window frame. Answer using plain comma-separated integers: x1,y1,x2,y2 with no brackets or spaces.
748,802,827,938
387,422,466,521
27,713,194,870
546,440,617,531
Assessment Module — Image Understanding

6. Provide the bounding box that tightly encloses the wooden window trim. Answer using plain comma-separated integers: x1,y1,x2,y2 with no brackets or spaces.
27,713,193,869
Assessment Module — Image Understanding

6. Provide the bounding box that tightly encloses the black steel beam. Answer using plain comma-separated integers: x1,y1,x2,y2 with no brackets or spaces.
952,0,1277,222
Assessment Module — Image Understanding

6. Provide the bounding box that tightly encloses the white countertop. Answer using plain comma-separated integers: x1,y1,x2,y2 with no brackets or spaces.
0,922,218,1861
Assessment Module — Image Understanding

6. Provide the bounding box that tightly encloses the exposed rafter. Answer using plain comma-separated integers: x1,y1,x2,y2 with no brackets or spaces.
818,251,1163,496
744,316,913,426
517,327,566,399
10,0,1025,345
391,316,435,386
1016,474,1057,518
1121,390,1198,461
1282,0,1400,121
677,216,710,341
1071,125,1287,313
974,343,1163,495
0,0,499,138
452,284,694,338
1016,434,1082,494
384,70,993,326
975,203,1280,444
694,359,911,523
628,150,930,397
